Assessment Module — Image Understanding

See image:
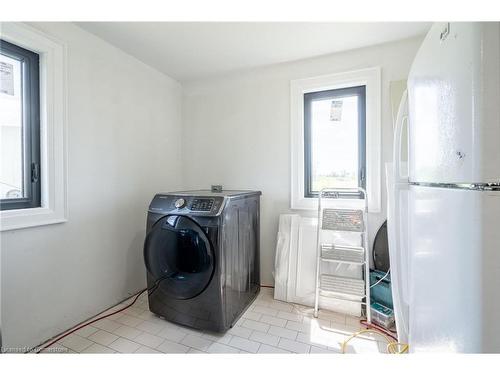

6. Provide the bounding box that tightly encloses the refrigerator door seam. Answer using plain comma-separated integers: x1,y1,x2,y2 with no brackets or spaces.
410,182,500,191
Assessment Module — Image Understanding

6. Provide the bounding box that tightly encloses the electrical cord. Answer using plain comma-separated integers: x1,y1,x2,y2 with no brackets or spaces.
33,276,168,354
369,268,390,289
33,289,147,353
360,319,397,341
340,326,408,354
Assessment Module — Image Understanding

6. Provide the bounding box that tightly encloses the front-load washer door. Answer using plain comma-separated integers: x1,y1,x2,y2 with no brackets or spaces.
144,215,215,300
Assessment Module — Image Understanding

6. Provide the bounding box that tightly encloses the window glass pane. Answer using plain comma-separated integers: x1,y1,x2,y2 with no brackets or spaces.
0,53,24,199
310,95,359,192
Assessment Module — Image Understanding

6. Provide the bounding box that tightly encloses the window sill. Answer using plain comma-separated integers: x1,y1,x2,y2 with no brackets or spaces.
0,206,67,231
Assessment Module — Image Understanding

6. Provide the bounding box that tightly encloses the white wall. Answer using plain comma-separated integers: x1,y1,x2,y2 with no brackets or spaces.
182,36,424,286
0,23,183,349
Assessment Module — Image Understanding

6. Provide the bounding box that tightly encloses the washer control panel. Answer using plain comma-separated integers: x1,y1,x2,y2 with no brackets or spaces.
174,198,187,209
190,198,214,212
148,194,226,216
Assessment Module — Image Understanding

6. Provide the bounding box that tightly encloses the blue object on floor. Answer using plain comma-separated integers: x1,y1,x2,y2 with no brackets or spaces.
370,301,395,329
370,270,393,309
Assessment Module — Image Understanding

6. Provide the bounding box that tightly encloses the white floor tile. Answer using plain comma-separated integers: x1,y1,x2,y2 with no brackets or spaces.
180,334,213,351
227,325,252,339
258,344,291,354
146,315,170,326
259,315,287,328
60,334,94,353
108,337,141,353
285,320,311,333
134,332,165,349
329,321,356,335
207,342,240,354
268,301,294,313
252,299,271,308
113,325,143,340
256,294,274,303
301,326,347,351
137,310,156,321
259,287,274,296
88,330,119,346
268,326,298,340
304,316,331,329
310,346,338,354
317,310,347,324
242,310,262,321
157,340,190,353
276,311,304,323
91,319,122,333
342,336,383,354
252,305,278,317
135,345,161,354
74,325,99,338
115,314,143,328
81,343,116,354
345,315,363,329
157,326,187,343
135,320,164,335
377,341,389,354
228,336,260,353
176,325,205,337
242,319,270,333
295,332,328,349
278,338,311,354
123,306,144,317
187,348,206,354
249,331,280,346
201,332,233,345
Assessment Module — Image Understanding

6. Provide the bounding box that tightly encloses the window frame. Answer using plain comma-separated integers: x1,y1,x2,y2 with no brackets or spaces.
290,67,381,212
0,22,68,231
303,85,366,198
0,39,41,211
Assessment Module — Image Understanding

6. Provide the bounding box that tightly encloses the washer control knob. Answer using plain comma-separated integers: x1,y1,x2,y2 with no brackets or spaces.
174,198,186,209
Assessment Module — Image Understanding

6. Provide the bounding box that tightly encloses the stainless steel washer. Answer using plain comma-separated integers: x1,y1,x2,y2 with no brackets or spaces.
144,190,261,332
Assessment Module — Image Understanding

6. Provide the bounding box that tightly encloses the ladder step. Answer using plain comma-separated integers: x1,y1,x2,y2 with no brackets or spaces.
321,244,365,264
320,274,365,297
321,209,364,232
319,291,367,304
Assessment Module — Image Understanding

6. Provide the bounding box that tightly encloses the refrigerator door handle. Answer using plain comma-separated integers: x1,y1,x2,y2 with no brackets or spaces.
389,178,410,343
387,88,410,343
393,89,409,183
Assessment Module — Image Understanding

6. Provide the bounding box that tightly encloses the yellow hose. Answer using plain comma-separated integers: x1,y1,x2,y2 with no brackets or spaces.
340,328,409,354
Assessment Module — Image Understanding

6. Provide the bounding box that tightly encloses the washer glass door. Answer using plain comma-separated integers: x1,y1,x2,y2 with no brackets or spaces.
144,215,215,300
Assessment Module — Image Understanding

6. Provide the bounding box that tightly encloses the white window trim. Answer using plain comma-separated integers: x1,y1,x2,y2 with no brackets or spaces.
290,67,381,212
0,22,68,231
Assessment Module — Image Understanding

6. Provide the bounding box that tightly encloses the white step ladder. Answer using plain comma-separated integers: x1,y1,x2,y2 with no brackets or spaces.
313,188,371,323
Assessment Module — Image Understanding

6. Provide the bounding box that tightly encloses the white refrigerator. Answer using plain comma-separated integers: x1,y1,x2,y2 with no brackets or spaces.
389,22,500,353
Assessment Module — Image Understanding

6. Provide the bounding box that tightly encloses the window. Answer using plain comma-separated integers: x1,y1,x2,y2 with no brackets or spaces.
0,39,41,210
290,68,381,211
1,23,67,231
304,85,366,197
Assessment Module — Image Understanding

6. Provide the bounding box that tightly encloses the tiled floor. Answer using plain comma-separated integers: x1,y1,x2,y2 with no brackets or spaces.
42,287,388,354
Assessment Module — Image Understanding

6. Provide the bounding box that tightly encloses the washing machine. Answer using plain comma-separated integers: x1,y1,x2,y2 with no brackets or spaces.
143,190,261,332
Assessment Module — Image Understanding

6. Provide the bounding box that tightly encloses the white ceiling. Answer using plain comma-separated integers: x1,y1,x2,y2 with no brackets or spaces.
77,22,431,82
